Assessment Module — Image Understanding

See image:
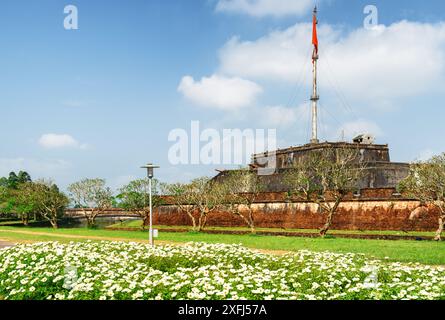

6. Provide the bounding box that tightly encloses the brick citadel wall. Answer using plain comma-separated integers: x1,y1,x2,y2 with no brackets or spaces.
152,200,438,232
150,189,439,232
65,189,440,232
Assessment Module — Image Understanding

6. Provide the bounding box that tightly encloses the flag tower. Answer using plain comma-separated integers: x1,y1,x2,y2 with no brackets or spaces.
310,6,320,144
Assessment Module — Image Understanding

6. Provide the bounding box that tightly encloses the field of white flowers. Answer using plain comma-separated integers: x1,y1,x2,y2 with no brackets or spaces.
0,241,444,300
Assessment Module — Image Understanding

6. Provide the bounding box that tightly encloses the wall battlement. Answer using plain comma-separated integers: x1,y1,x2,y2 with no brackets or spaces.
216,141,410,192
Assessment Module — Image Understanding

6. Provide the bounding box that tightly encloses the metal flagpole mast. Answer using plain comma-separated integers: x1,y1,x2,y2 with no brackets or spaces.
310,6,320,144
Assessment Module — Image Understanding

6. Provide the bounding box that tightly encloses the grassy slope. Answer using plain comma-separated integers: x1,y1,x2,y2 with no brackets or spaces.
0,226,444,265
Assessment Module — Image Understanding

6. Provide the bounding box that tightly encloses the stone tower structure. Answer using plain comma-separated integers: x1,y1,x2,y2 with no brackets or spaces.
214,7,410,192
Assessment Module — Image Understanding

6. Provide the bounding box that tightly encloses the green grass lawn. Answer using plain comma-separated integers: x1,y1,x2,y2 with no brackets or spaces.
0,226,444,265
109,219,437,238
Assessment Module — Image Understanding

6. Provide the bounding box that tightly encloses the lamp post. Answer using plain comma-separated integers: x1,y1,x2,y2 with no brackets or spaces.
141,163,160,246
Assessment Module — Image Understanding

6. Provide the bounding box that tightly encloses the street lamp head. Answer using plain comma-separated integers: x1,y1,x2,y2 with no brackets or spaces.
141,163,160,179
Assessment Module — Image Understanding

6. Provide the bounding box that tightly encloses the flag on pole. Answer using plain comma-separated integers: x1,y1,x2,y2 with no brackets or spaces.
312,9,318,62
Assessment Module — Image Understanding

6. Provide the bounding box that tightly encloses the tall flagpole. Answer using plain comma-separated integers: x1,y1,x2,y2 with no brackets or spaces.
310,6,320,144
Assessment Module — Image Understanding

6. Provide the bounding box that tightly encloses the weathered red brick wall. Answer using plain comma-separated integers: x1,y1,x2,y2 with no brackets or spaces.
151,200,439,232
65,189,439,232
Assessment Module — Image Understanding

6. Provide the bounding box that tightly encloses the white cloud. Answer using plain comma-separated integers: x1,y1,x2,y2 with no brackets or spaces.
215,0,314,17
178,75,262,110
219,23,336,81
258,105,300,128
38,134,88,150
337,119,383,141
219,21,445,103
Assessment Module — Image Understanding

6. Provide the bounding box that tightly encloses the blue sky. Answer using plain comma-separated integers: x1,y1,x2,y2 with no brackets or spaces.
1,0,445,191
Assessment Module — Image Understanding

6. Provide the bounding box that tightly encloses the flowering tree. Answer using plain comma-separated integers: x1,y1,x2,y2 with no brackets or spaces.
284,147,366,237
164,182,199,231
117,179,163,230
219,169,265,234
68,178,113,228
191,177,224,232
399,153,445,241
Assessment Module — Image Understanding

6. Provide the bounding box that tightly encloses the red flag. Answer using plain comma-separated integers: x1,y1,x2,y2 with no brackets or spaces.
312,12,318,62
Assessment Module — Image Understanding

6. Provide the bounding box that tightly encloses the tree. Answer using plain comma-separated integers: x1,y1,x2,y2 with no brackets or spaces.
0,172,34,225
219,169,266,234
0,172,66,228
0,171,33,226
0,186,6,201
7,172,19,189
191,177,224,232
117,179,163,230
0,171,31,189
284,147,366,237
0,186,9,217
164,182,199,231
17,171,32,184
14,183,39,226
399,153,445,241
0,187,26,224
0,177,8,188
67,178,113,228
23,180,69,229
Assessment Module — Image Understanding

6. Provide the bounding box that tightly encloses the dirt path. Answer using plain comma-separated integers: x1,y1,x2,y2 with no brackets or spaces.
0,240,15,248
0,229,177,245
0,229,288,255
